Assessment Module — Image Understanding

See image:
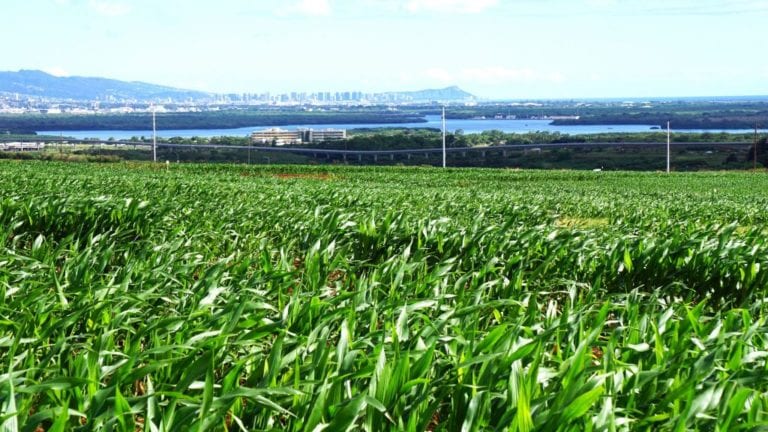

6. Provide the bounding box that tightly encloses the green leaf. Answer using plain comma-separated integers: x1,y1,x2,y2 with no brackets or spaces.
1,380,18,432
562,386,604,424
623,248,633,272
461,392,485,432
114,386,135,432
199,358,214,422
324,396,367,432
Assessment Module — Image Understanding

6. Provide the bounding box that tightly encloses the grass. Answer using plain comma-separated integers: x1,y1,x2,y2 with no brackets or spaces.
1,162,768,431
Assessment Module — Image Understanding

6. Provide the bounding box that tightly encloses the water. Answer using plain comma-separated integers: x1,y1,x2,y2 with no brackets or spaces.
38,115,761,140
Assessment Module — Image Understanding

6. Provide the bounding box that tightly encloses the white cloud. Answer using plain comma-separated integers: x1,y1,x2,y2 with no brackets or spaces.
423,66,566,85
603,0,768,16
425,68,454,83
285,0,332,16
468,66,563,83
547,72,566,83
89,0,131,16
43,66,70,77
405,0,498,13
360,0,401,13
584,0,617,7
461,66,536,82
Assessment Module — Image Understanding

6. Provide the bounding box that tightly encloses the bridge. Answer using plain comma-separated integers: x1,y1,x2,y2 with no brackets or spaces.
0,137,752,161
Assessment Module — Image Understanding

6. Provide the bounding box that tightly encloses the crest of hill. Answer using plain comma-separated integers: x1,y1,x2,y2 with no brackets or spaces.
0,70,212,101
383,86,476,101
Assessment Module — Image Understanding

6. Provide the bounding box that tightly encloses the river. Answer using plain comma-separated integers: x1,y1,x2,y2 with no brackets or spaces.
38,115,762,140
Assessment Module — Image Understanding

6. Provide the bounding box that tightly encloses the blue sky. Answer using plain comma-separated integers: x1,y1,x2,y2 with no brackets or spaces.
2,0,766,99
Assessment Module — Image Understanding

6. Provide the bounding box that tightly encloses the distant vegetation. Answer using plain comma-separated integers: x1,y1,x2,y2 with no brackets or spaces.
2,100,768,133
410,100,768,130
6,131,763,171
552,113,768,129
322,129,756,150
110,129,758,150
0,111,425,133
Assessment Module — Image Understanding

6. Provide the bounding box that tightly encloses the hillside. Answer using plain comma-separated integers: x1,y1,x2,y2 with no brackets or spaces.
0,70,211,101
383,85,476,102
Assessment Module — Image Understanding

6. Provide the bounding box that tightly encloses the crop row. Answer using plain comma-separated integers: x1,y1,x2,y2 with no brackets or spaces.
1,162,768,431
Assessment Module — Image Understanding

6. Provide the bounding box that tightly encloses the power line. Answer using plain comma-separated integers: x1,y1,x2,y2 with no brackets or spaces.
152,104,157,163
442,107,447,168
667,121,671,173
755,122,759,171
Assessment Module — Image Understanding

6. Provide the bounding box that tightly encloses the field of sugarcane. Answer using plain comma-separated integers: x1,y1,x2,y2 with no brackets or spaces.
2,161,768,431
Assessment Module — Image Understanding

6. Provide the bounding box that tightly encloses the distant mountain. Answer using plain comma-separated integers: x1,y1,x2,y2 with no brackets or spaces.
383,86,476,102
0,70,211,101
0,70,476,103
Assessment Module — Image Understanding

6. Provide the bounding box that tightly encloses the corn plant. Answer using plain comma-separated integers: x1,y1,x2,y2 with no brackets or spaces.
1,161,768,431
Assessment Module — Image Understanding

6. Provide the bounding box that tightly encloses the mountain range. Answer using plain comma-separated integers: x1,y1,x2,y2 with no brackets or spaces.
381,86,475,102
0,70,475,102
0,70,211,101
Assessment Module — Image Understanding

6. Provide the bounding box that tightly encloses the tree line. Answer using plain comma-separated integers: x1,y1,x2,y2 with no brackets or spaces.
0,111,425,133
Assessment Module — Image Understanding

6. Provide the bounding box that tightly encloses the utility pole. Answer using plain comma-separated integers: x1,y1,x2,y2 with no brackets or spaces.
152,104,157,163
755,123,759,171
666,121,671,173
442,107,447,168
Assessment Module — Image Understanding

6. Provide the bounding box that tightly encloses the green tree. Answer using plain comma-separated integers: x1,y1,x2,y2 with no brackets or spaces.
746,137,767,167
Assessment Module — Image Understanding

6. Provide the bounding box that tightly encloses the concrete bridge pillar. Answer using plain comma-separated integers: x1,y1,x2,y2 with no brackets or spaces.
390,154,394,161
358,154,362,162
374,154,378,162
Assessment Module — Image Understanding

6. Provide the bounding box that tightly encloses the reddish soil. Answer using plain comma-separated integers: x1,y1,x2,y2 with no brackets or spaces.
273,173,333,180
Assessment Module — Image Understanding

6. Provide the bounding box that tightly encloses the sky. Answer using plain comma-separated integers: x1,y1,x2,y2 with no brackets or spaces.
1,0,767,99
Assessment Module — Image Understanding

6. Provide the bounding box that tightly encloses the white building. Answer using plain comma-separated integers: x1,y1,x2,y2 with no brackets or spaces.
303,129,347,143
251,128,303,145
251,128,347,145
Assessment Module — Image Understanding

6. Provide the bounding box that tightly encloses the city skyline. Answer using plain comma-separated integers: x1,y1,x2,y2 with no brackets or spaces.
1,0,766,99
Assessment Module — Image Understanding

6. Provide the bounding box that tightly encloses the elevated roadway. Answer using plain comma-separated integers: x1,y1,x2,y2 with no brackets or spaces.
0,137,751,159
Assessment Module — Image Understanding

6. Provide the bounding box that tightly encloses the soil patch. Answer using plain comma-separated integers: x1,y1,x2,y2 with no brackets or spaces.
273,173,334,180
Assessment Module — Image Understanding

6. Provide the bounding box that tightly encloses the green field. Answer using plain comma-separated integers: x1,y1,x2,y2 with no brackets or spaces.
2,162,768,431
